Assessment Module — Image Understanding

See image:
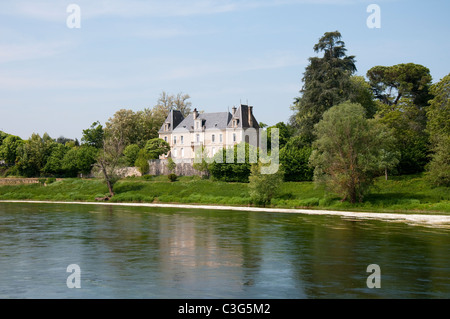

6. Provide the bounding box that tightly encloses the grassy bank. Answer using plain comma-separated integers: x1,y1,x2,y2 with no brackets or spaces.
0,174,448,214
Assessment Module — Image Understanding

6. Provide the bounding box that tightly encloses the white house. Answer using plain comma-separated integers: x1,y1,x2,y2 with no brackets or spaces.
158,104,260,160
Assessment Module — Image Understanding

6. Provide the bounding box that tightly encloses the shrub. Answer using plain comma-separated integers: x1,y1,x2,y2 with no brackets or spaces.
168,173,177,182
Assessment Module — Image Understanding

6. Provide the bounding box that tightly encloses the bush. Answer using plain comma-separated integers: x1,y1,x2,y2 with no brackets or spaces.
168,173,177,182
46,177,56,184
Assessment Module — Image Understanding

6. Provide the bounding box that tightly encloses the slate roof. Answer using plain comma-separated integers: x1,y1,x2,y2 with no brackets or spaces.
160,105,259,133
174,112,232,132
158,110,184,133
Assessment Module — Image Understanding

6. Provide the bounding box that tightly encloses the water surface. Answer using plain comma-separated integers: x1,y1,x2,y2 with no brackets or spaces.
0,202,448,298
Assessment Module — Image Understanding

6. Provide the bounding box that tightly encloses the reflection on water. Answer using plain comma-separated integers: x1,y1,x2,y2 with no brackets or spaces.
0,203,448,298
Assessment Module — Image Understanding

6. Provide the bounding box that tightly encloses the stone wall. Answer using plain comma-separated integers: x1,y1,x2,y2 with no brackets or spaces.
148,159,201,176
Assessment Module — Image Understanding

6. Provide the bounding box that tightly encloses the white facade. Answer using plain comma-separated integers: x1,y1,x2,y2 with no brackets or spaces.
158,104,259,161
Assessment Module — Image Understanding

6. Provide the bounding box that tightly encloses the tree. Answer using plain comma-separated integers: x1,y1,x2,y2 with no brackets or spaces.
95,135,126,197
145,138,170,159
135,149,150,175
60,146,98,177
292,31,357,142
173,92,192,117
105,109,140,147
209,143,257,183
348,75,377,118
375,98,429,174
266,122,292,150
82,121,104,148
367,63,433,107
249,161,284,206
426,73,450,186
279,136,314,181
43,143,69,176
0,135,24,165
16,133,54,177
310,102,397,203
123,144,141,166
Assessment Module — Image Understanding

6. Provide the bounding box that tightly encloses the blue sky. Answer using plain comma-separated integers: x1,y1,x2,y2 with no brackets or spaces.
1,0,449,140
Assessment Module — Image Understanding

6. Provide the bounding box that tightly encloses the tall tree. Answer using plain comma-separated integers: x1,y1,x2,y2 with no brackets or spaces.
310,102,397,203
95,135,126,197
292,31,357,142
368,63,433,174
426,73,450,186
367,63,433,108
82,121,104,149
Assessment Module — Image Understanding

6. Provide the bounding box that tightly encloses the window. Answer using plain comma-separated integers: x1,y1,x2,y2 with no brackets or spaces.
173,148,177,158
196,121,199,129
180,136,184,144
164,136,168,142
219,134,223,143
173,136,177,144
233,133,236,142
196,134,200,143
212,134,215,143
181,148,184,158
212,147,216,156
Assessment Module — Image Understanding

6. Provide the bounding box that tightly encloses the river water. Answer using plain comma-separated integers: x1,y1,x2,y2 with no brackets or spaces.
0,202,448,299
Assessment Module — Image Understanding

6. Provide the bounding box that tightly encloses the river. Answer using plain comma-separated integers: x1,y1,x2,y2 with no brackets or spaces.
0,202,448,298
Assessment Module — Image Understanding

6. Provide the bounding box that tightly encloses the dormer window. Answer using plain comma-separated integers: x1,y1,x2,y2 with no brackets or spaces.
164,123,170,131
232,120,238,128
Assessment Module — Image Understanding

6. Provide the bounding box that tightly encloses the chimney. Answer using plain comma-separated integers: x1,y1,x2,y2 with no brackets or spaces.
248,106,253,127
232,106,236,116
193,108,198,120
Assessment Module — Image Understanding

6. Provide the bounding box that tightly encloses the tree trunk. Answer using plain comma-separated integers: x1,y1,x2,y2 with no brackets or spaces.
385,167,388,181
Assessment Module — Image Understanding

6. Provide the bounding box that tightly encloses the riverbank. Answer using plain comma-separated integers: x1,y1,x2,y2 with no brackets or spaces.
1,199,450,228
0,174,449,215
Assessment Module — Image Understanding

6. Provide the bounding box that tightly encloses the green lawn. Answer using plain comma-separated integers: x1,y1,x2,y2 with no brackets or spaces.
0,173,448,214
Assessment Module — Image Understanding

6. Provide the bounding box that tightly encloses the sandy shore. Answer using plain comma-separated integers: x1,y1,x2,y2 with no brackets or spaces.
1,200,450,228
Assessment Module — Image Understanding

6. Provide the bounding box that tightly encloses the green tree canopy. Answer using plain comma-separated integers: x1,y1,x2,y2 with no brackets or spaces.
145,138,170,159
367,63,433,107
310,102,397,203
426,73,450,186
292,31,357,142
82,121,104,149
0,135,24,165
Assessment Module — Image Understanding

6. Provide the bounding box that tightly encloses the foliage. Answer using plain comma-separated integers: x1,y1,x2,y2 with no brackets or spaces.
135,149,150,175
348,75,377,118
16,133,54,177
209,143,257,183
367,63,433,107
280,136,314,181
426,73,450,186
0,135,24,165
44,143,69,176
310,102,398,203
81,121,104,149
375,99,429,174
248,161,284,206
123,144,141,166
266,122,293,150
167,157,176,173
95,135,127,197
145,138,170,159
291,31,357,142
168,173,178,182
